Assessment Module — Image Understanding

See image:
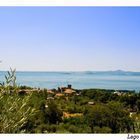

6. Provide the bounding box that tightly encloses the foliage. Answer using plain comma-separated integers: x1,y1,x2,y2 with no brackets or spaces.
136,100,140,112
85,102,134,133
45,100,63,124
0,93,36,133
107,101,133,133
0,68,18,94
0,69,140,133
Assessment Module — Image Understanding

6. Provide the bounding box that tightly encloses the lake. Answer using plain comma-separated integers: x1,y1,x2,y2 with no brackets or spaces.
0,71,140,91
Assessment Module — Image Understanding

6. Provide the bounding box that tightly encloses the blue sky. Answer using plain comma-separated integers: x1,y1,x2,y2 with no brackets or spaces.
0,7,140,71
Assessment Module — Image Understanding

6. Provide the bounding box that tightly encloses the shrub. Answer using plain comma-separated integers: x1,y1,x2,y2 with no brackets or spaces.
0,93,36,133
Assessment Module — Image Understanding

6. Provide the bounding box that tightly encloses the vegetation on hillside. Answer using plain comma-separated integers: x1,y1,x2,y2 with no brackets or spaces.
0,68,140,133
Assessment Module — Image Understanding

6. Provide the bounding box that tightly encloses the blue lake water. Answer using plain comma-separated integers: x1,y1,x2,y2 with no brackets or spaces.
0,71,140,91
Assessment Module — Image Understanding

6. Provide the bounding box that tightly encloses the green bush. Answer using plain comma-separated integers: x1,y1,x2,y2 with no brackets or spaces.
67,125,79,133
94,126,112,133
0,93,36,133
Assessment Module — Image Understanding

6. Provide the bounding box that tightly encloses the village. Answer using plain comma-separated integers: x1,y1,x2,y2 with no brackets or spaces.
16,84,139,120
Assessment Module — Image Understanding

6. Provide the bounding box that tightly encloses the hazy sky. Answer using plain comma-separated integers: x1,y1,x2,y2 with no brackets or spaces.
0,7,140,71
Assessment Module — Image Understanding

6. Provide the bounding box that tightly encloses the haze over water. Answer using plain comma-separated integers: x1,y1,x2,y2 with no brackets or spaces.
0,71,140,91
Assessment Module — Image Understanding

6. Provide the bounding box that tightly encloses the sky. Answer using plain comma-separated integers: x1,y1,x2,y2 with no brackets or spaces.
0,7,140,71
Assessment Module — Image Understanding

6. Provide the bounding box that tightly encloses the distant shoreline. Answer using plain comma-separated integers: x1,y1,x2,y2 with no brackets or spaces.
0,70,140,73
0,71,140,91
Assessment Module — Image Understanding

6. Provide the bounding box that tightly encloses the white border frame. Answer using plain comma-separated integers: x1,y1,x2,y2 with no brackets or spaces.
0,0,140,6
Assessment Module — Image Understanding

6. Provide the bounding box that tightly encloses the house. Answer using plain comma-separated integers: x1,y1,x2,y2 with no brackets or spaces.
88,101,95,105
55,93,65,98
63,112,83,119
47,97,54,100
64,89,76,96
47,90,54,94
45,104,48,108
129,112,137,118
57,84,73,93
113,91,123,96
18,90,27,95
67,84,72,89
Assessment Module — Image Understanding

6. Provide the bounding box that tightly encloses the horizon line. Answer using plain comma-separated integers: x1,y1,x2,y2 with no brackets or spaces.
0,69,140,73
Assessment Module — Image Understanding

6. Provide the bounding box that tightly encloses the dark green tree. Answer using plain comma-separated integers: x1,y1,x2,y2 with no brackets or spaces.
45,100,62,124
136,100,140,112
85,104,110,133
107,101,133,133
